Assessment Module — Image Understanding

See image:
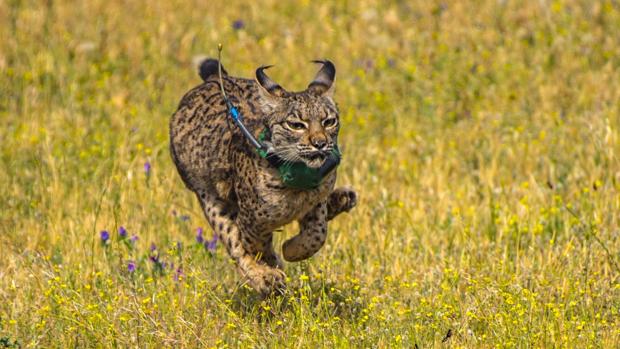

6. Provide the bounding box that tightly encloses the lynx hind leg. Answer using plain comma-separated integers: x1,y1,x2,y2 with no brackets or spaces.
282,202,328,262
197,191,285,295
326,187,357,221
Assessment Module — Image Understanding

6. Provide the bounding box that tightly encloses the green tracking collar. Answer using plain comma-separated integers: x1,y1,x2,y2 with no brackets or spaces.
257,129,341,190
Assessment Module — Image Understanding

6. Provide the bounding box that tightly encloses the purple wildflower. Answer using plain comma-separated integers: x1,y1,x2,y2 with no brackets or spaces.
127,260,136,273
147,243,165,272
206,240,217,252
206,233,219,252
232,19,245,30
144,162,151,176
174,266,183,282
118,226,127,239
149,243,159,262
196,227,204,244
100,230,110,243
149,253,165,270
179,215,190,222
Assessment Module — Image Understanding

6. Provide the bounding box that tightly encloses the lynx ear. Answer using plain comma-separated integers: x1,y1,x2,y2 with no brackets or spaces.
255,65,287,113
256,65,287,97
307,60,336,96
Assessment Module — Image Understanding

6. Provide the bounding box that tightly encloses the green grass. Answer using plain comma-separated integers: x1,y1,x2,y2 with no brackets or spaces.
1,0,620,347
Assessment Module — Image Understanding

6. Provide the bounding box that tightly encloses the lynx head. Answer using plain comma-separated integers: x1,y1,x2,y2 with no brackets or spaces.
255,60,339,169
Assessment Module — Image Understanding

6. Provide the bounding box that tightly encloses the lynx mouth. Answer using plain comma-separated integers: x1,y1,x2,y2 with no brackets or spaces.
302,151,328,168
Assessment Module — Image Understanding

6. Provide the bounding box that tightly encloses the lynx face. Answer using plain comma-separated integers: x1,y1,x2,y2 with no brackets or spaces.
256,61,339,168
267,94,339,168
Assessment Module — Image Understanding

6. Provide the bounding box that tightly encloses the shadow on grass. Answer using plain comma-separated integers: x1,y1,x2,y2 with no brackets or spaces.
224,277,368,324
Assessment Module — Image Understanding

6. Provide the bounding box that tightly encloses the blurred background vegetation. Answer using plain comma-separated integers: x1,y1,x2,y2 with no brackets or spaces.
1,0,619,347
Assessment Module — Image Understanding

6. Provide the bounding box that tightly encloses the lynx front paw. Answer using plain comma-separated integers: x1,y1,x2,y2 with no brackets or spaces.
327,187,357,220
243,263,286,296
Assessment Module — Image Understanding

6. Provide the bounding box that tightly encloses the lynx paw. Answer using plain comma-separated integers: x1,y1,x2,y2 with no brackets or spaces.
243,263,286,296
327,187,357,220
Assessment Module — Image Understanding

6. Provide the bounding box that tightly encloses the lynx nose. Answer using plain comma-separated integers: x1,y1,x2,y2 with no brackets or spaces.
311,137,327,150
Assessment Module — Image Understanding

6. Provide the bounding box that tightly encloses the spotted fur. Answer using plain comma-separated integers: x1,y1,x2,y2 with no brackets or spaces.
170,59,356,295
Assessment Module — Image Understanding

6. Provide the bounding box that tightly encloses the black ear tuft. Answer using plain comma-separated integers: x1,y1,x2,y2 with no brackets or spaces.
199,59,227,82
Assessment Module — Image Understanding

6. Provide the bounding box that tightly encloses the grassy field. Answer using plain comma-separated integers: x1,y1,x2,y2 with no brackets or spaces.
1,0,620,347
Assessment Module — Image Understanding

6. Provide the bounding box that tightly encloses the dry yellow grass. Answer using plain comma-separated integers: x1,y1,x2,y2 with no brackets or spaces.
1,0,619,347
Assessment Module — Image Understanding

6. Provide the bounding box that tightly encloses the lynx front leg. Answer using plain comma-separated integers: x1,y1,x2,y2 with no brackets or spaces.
235,219,284,270
282,202,329,262
197,192,285,295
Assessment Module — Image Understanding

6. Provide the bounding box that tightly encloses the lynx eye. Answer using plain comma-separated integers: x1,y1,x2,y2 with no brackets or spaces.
322,117,338,128
285,120,307,131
